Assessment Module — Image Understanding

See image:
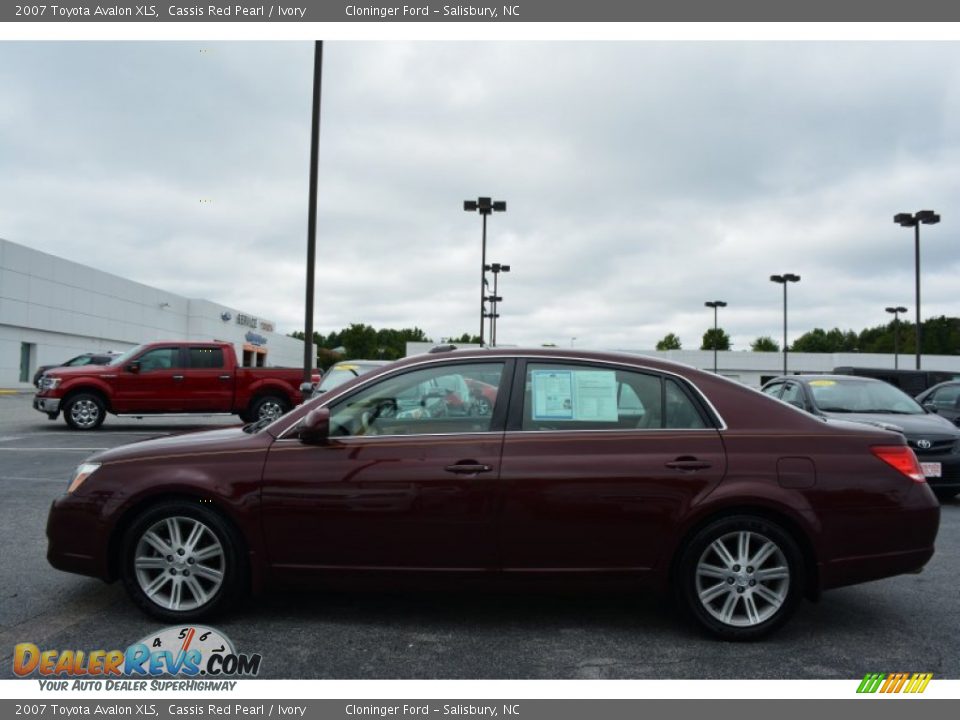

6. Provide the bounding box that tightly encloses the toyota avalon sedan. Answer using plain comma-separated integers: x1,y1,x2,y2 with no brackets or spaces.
46,349,940,640
762,374,960,501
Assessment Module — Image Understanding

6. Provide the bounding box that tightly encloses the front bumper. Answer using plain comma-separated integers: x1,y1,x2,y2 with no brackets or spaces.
46,494,112,581
33,396,61,414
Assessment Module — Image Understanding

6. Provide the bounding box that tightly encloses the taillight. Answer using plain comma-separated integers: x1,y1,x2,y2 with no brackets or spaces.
871,445,926,483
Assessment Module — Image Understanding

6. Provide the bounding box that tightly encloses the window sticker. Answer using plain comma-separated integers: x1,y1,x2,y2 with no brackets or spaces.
808,380,836,387
531,369,619,422
532,370,574,419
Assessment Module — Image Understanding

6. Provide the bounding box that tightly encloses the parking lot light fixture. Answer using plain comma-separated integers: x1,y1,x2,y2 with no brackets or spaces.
895,210,940,370
770,274,801,375
885,306,908,370
464,197,507,347
488,263,511,346
704,300,727,374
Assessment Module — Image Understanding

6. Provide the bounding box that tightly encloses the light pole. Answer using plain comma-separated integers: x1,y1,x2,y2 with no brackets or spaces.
704,300,727,374
464,197,507,346
486,263,510,347
885,305,908,370
894,210,940,370
303,40,323,385
770,274,800,376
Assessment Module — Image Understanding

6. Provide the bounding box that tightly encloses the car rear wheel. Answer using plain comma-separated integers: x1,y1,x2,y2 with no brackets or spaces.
677,515,803,640
63,393,106,430
121,502,244,621
249,395,289,423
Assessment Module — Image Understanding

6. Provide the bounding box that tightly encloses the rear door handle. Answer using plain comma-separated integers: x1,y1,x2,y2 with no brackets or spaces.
665,456,711,471
444,463,493,475
219,375,231,381
172,375,184,381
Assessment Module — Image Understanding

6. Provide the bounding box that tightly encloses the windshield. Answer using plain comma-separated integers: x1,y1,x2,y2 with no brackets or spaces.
108,344,146,366
318,367,360,392
808,379,925,415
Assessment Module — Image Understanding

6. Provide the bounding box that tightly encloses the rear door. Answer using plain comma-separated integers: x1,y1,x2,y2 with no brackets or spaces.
497,360,727,573
181,345,234,412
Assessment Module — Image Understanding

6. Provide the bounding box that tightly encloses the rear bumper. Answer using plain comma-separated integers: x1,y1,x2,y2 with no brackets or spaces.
820,494,940,590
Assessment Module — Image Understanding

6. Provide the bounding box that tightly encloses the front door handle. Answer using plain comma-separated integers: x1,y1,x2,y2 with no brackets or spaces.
665,456,711,471
219,375,231,381
444,462,493,475
172,375,184,381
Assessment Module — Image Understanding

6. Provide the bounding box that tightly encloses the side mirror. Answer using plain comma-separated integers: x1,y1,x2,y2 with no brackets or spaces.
299,381,314,396
126,361,141,374
923,402,938,414
786,399,805,410
299,407,330,445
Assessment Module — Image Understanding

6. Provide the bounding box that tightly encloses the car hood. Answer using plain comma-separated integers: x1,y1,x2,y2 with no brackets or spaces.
90,425,265,465
818,410,960,439
45,364,116,379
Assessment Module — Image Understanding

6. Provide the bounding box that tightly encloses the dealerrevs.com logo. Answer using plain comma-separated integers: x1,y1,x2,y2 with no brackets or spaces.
13,626,262,690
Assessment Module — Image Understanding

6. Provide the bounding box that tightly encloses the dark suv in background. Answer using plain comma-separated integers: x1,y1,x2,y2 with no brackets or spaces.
32,352,119,388
762,374,960,500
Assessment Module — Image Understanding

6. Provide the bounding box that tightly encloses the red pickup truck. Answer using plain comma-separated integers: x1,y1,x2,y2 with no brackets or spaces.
33,341,312,430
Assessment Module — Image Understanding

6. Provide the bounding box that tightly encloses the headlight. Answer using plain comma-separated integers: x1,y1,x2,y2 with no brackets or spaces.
68,463,101,494
41,376,62,391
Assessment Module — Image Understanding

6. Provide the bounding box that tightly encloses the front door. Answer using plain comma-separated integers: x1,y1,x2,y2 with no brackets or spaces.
112,345,186,413
498,360,727,572
260,360,512,576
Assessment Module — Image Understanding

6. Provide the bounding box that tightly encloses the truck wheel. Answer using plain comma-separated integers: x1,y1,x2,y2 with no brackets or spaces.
63,393,106,430
121,501,244,621
675,515,803,640
250,395,289,423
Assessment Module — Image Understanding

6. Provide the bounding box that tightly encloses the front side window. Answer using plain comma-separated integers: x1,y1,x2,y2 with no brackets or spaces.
521,363,707,431
761,383,784,398
329,362,505,437
931,385,960,409
137,347,180,372
780,383,805,408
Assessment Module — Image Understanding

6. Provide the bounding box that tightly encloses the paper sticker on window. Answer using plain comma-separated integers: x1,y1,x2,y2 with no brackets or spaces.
531,370,574,419
531,369,619,422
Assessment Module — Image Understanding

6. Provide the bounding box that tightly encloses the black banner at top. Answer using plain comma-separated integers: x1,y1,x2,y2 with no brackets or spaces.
4,0,960,23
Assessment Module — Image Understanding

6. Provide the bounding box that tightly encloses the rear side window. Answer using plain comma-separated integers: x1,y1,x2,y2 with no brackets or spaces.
188,347,225,369
521,363,708,431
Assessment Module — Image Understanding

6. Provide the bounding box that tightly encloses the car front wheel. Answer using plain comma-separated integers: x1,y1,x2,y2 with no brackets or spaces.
676,515,803,640
63,393,106,430
121,502,244,621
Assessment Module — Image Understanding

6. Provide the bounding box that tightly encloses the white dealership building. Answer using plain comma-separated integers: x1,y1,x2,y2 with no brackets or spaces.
0,238,304,388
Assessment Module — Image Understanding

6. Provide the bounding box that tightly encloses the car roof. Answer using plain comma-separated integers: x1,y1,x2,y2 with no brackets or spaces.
766,374,887,385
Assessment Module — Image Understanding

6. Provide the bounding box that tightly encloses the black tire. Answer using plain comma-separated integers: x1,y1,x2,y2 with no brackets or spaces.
675,515,804,640
120,501,245,622
62,393,106,430
248,394,290,423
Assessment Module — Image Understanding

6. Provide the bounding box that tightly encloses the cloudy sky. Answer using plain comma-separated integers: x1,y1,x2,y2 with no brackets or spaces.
1,41,958,350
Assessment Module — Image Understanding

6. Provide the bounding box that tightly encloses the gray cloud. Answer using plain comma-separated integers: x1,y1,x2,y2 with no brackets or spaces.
1,41,959,352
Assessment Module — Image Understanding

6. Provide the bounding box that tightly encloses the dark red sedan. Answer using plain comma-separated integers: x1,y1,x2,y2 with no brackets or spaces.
46,349,940,639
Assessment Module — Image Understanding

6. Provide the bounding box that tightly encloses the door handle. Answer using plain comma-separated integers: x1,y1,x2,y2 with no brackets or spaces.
172,375,184,381
219,375,231,380
444,463,493,475
665,456,711,471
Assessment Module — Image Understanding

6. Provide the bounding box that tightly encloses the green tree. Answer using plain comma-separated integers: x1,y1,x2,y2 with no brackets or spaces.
750,336,780,352
656,333,682,350
448,333,483,344
700,327,731,351
790,327,859,353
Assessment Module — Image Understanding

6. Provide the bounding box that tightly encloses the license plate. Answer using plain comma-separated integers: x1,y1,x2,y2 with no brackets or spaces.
921,462,942,478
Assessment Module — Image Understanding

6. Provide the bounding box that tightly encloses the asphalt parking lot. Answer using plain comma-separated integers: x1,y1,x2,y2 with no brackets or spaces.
1,391,958,679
